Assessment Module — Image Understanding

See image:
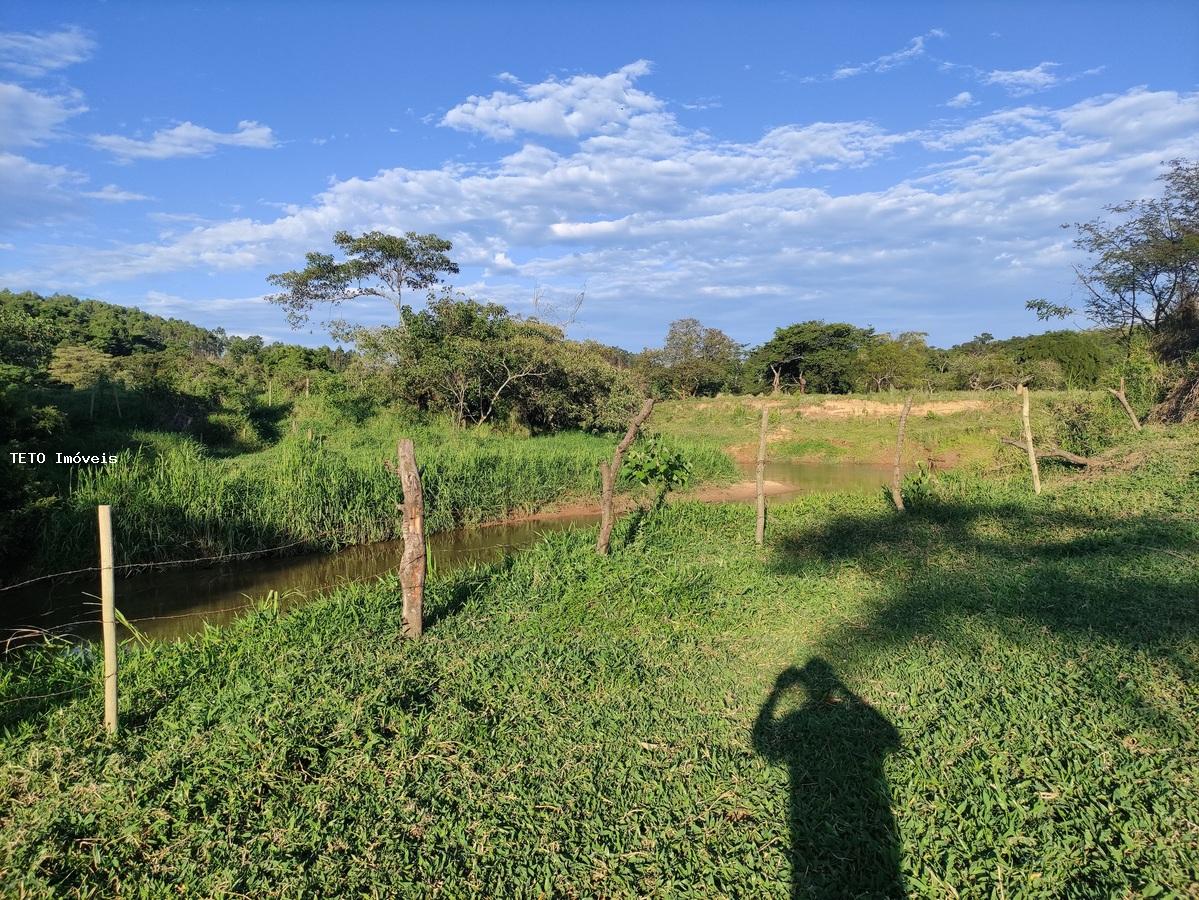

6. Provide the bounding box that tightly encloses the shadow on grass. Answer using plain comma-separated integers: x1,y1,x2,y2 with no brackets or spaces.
773,498,1199,660
753,658,903,898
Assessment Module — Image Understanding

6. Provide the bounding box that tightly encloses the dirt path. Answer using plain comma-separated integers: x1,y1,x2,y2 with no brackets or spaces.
501,479,794,525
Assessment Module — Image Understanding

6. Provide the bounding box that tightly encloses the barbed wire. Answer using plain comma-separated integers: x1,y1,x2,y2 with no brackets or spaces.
0,529,355,593
0,684,88,707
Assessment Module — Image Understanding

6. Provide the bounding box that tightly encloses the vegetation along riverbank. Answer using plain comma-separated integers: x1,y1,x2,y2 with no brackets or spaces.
2,421,1196,895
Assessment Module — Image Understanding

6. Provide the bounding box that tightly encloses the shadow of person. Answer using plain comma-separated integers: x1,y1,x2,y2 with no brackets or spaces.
753,659,903,898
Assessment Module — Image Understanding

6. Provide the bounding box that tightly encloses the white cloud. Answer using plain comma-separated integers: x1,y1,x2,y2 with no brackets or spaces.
83,184,151,202
5,63,1198,346
0,82,86,147
0,25,94,77
806,29,946,82
441,60,661,139
984,62,1060,95
90,120,278,161
0,152,83,230
945,91,976,109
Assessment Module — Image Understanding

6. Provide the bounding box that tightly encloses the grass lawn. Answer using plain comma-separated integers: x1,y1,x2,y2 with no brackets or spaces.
2,424,1197,896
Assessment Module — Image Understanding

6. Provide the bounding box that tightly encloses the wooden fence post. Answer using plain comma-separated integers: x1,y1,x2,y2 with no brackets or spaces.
97,505,118,735
396,439,426,638
1020,385,1041,495
597,398,655,555
890,395,914,512
1108,376,1143,432
755,406,769,545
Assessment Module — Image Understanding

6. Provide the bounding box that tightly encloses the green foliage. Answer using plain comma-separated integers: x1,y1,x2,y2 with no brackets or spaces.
1041,395,1132,456
1012,329,1120,388
897,461,934,507
266,230,459,329
625,434,694,500
0,289,221,357
1058,158,1199,355
359,292,639,431
854,331,930,392
744,320,875,393
25,414,731,576
2,427,1197,894
636,318,743,398
1115,331,1171,415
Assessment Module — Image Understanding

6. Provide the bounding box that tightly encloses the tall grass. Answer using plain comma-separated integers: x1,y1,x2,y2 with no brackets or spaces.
3,425,1197,894
35,418,734,574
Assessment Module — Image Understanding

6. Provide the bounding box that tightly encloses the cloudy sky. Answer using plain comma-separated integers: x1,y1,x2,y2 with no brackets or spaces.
1,2,1197,349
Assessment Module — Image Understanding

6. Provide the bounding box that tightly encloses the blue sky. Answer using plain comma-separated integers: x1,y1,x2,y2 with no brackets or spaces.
2,1,1197,350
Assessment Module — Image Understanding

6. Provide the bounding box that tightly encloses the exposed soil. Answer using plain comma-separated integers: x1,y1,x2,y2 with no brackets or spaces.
502,479,797,524
795,398,987,419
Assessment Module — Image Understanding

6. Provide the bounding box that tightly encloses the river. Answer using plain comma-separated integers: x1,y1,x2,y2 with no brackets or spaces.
2,461,892,644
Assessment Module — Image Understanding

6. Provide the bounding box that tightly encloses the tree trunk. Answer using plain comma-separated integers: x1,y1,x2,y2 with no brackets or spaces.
1020,385,1041,495
596,398,655,555
1108,376,1142,431
770,366,781,395
999,437,1092,466
755,406,769,545
890,395,913,511
396,439,426,637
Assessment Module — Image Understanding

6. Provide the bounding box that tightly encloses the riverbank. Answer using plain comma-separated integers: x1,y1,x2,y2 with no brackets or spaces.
13,410,735,585
3,423,1196,895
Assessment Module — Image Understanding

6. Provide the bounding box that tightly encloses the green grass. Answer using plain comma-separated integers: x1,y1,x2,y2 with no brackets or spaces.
2,424,1196,896
26,407,734,577
653,390,1139,470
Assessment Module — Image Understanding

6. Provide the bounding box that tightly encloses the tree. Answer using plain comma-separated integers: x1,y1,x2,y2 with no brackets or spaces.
266,230,459,331
855,332,930,392
640,318,742,397
48,345,117,418
1029,158,1199,359
745,321,875,394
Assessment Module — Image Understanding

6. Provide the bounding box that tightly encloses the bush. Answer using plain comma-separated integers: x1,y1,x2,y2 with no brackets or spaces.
1041,395,1130,457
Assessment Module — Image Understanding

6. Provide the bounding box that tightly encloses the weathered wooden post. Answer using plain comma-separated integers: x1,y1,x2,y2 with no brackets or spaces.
1108,376,1142,432
755,406,769,545
597,398,655,555
396,439,426,637
890,395,914,512
1020,385,1041,495
97,505,118,735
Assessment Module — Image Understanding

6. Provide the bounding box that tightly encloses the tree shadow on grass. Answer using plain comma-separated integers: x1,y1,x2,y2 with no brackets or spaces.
753,658,903,899
773,498,1199,664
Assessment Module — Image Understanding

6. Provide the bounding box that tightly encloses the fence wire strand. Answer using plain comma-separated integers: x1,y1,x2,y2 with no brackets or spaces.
0,530,353,593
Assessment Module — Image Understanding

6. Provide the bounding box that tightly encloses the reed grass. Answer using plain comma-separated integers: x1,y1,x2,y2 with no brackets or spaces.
34,413,734,574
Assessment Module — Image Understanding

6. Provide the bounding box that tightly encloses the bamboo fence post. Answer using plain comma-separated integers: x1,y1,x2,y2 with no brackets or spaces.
755,406,769,545
597,398,655,555
396,439,426,638
890,395,914,512
1108,376,1143,432
1020,385,1041,495
97,505,118,735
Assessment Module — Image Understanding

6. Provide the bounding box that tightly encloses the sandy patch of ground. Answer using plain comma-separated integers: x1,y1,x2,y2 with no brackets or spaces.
503,479,795,524
796,399,987,419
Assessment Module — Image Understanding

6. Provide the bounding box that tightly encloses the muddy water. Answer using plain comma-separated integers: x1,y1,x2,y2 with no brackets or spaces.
2,461,891,643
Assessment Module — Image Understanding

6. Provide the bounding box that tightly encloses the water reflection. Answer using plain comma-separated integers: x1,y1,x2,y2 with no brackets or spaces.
3,462,891,643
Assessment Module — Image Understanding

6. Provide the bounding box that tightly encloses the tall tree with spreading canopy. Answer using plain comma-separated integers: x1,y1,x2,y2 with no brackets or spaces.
1028,158,1199,360
745,321,875,394
266,230,459,332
